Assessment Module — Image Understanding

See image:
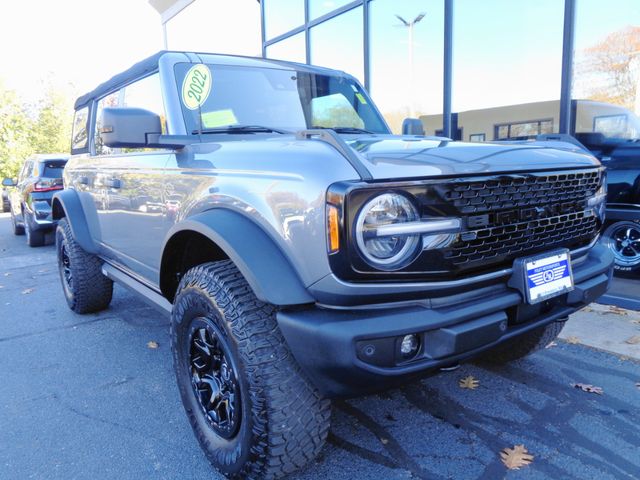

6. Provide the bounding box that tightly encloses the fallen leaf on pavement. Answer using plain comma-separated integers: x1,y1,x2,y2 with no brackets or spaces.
147,341,159,349
21,288,34,295
607,305,628,316
379,437,389,445
3,272,11,277
581,306,593,313
459,376,479,390
565,336,580,344
624,335,640,345
500,445,534,470
571,383,603,395
545,341,558,349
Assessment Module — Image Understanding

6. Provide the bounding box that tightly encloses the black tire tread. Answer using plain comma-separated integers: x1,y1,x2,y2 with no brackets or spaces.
26,213,45,247
57,217,113,313
481,321,564,364
172,260,330,479
11,209,24,235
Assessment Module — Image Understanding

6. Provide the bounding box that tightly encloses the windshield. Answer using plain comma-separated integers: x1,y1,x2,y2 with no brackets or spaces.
575,100,640,140
174,63,389,135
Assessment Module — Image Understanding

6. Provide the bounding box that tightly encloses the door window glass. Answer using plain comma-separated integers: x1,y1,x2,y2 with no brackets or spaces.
94,91,121,156
71,107,89,151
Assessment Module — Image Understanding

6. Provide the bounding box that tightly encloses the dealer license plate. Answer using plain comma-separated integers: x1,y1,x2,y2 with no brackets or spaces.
524,250,574,304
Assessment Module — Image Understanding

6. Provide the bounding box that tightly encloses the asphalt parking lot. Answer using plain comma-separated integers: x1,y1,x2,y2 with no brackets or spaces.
1,212,639,480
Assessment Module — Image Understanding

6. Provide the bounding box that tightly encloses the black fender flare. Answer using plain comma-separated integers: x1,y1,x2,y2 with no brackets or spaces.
51,189,99,254
161,209,314,306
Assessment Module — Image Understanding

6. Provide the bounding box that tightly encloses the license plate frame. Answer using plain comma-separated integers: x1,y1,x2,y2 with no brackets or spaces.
521,249,574,304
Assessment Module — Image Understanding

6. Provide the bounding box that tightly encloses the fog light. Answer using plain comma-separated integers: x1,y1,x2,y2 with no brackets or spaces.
399,334,420,359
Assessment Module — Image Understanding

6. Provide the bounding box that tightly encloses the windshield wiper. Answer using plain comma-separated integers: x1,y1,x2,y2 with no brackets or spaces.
193,125,287,135
312,126,374,134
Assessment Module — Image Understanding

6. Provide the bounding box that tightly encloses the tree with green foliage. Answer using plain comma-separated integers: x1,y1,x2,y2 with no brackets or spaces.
29,83,73,156
0,80,33,180
0,79,74,181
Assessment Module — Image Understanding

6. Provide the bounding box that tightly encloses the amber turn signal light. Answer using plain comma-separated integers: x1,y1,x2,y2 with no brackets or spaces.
327,205,340,253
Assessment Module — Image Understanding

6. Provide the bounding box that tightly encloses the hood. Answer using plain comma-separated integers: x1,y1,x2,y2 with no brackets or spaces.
345,135,600,180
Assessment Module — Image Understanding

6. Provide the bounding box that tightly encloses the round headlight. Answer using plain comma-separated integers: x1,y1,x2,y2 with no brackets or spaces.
355,193,420,270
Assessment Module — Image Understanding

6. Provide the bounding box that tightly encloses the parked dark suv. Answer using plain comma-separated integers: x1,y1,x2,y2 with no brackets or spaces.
4,154,69,246
572,105,640,277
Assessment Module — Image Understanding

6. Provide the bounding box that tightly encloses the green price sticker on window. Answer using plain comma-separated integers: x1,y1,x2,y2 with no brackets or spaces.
182,64,212,110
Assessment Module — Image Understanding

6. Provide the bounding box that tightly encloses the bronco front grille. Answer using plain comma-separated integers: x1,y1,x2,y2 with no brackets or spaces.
439,169,602,270
329,168,603,282
439,170,600,217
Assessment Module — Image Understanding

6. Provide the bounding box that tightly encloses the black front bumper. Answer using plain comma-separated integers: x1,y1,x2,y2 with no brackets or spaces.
277,243,614,398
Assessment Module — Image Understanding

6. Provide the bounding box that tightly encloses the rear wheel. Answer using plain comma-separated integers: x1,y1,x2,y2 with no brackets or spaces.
172,260,331,479
25,212,45,247
603,220,640,277
480,321,565,364
56,217,113,313
10,208,24,235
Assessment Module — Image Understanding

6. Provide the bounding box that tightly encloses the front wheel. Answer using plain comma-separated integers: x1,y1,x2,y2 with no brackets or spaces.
603,220,640,277
171,260,331,479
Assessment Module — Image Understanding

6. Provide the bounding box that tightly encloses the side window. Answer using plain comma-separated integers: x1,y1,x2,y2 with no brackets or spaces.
71,107,89,152
93,73,166,156
122,73,167,133
94,91,121,156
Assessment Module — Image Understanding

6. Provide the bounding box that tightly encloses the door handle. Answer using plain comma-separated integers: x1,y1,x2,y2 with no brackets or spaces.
105,178,122,189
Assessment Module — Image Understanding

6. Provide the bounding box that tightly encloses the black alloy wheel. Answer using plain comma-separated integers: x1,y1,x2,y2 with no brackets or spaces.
610,224,640,267
59,240,73,297
604,221,640,277
188,317,241,439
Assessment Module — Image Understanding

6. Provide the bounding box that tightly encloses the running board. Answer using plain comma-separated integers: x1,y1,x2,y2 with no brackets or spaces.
101,263,172,316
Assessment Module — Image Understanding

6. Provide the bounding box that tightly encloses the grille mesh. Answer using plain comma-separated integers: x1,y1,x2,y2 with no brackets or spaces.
440,170,600,215
445,212,599,266
440,169,602,268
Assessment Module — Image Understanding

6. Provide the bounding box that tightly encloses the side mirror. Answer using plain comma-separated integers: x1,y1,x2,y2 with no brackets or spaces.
2,178,16,187
100,107,162,148
402,118,424,136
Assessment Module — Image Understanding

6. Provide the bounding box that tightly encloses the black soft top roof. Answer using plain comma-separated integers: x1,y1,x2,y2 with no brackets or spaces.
74,51,167,109
74,50,351,111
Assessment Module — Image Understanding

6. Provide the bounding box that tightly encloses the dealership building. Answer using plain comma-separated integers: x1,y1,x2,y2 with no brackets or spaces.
149,0,640,140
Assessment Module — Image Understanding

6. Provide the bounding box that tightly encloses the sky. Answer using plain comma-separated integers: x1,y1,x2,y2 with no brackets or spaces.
0,0,637,115
0,0,163,103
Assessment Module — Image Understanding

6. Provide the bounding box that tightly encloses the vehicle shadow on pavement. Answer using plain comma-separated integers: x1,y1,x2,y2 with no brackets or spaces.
296,347,640,480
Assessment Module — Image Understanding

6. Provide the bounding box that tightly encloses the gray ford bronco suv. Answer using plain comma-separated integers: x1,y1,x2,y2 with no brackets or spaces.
54,51,613,478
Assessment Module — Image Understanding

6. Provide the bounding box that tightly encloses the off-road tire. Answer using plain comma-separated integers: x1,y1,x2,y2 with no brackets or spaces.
171,260,331,479
25,212,45,247
480,321,565,364
11,208,24,235
56,217,113,313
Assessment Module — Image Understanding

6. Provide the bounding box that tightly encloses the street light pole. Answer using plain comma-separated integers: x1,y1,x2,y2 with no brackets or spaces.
396,13,426,118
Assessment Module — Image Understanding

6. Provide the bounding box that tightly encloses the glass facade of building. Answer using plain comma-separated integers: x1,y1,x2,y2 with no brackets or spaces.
261,0,640,138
